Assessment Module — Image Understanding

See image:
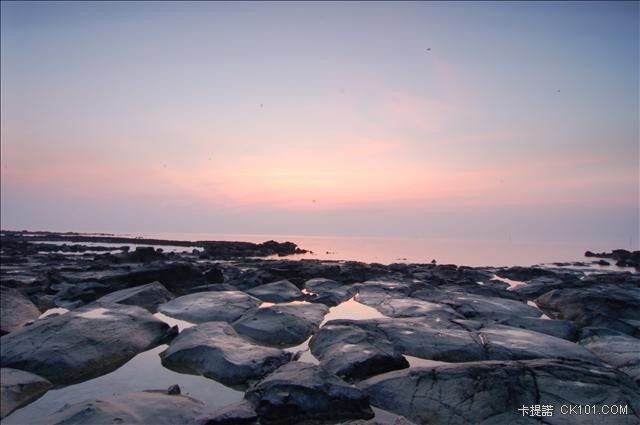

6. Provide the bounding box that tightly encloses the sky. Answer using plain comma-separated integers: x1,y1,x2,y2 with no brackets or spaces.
1,1,638,244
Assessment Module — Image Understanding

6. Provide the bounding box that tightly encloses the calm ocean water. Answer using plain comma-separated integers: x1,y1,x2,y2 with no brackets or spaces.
123,232,633,267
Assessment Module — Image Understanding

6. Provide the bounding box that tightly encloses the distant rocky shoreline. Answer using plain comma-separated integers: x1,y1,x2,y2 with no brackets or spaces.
1,230,638,424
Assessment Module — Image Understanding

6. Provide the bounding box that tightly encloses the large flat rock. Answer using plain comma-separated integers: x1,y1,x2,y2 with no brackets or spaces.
1,286,41,335
160,322,291,386
325,318,598,364
158,291,261,323
361,359,640,425
0,304,172,385
41,390,204,425
411,289,542,320
246,280,304,303
245,362,374,424
1,368,52,418
233,302,328,347
96,281,174,313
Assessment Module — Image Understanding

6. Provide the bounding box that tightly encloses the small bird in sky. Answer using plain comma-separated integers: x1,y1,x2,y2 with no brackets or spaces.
426,47,431,51
260,103,263,108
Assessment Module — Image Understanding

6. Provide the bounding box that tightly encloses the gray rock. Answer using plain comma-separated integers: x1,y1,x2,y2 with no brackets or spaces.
167,384,181,395
1,286,41,335
96,281,174,313
356,293,458,318
374,318,487,362
233,302,328,347
411,289,541,320
1,303,171,385
477,325,599,362
485,316,578,340
328,318,598,364
42,390,204,425
579,327,640,384
158,291,261,323
197,400,258,425
309,321,409,381
535,284,640,336
0,368,52,418
512,276,577,299
246,280,304,303
361,358,640,425
303,278,355,306
245,362,374,424
160,322,291,386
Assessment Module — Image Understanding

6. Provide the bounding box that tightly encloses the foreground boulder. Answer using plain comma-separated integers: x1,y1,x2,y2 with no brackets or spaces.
96,281,174,313
233,302,328,347
245,362,374,424
361,358,640,425
579,327,640,384
1,304,172,385
158,291,261,323
42,390,204,425
160,322,291,386
0,368,52,418
309,321,409,381
247,280,304,303
1,286,41,335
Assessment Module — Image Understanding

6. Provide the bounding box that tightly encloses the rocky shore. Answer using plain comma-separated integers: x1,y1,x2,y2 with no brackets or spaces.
1,231,639,424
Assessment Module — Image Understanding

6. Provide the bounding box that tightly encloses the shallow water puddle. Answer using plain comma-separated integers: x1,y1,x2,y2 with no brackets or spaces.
153,312,195,331
321,296,386,326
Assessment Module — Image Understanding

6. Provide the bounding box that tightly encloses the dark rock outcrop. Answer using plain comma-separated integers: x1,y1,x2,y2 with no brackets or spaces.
1,304,172,385
96,281,174,313
361,359,640,425
158,291,261,324
233,302,328,347
309,321,409,381
246,280,304,303
245,362,374,424
160,322,291,386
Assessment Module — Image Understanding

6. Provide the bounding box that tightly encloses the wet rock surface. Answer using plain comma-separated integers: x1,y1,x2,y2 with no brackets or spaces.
233,302,328,347
158,291,261,323
309,321,409,381
246,279,304,303
1,368,52,418
1,231,639,424
1,303,172,385
361,358,640,425
95,281,174,312
160,321,291,386
245,362,375,424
